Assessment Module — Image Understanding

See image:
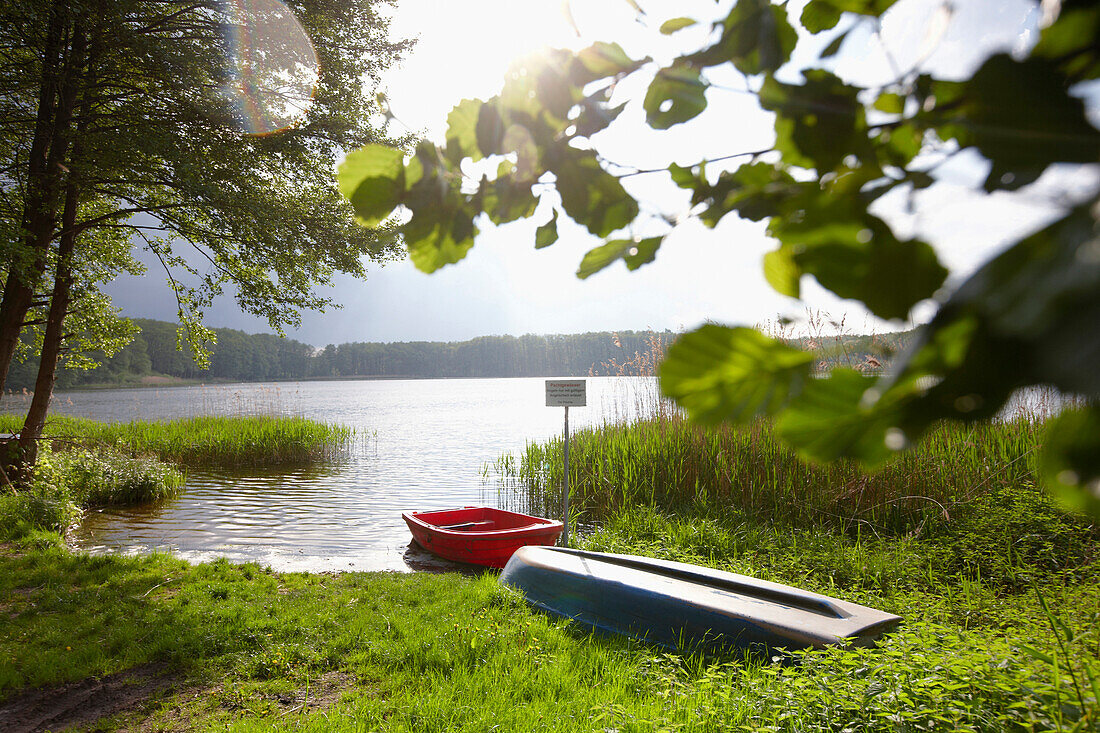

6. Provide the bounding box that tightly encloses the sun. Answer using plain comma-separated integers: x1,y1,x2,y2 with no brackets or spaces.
382,0,628,140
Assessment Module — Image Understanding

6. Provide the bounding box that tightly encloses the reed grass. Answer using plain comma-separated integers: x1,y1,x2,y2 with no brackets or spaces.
0,414,354,468
496,415,1044,537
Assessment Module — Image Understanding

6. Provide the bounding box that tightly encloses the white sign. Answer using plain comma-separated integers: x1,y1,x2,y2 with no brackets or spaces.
545,379,586,407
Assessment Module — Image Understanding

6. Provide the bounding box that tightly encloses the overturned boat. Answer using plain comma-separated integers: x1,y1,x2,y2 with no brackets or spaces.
500,546,901,652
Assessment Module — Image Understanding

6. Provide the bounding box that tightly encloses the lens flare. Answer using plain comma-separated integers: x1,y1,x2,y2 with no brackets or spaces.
219,0,319,136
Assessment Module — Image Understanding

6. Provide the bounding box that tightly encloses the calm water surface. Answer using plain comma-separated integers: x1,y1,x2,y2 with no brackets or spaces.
14,378,651,572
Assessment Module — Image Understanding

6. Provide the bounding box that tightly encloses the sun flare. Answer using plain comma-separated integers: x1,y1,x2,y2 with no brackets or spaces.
219,0,319,136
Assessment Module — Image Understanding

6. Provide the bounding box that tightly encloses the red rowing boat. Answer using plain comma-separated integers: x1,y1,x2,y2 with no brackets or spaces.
401,506,563,568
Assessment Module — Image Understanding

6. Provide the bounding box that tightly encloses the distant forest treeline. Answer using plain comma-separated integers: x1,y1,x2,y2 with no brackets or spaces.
4,319,910,392
4,320,674,390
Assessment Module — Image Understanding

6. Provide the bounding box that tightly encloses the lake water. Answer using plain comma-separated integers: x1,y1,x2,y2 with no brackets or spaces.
6,378,654,572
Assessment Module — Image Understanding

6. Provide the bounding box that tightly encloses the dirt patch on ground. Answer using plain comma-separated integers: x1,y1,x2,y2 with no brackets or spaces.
0,665,359,732
132,670,358,731
0,662,178,733
278,670,357,713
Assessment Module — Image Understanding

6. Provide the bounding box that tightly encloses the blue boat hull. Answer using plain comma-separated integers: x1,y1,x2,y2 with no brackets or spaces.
500,547,901,652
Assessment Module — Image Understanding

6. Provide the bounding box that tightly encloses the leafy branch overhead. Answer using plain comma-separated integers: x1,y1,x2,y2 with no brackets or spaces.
339,0,1100,517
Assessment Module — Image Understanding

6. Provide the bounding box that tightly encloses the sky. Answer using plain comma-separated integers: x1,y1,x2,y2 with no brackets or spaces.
104,0,1088,347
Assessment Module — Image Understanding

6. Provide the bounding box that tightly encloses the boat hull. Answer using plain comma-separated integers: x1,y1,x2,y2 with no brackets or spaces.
402,506,563,568
500,547,901,652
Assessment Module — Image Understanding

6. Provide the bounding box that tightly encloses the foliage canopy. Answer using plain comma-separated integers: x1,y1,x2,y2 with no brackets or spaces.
338,0,1100,517
0,0,409,365
0,0,408,473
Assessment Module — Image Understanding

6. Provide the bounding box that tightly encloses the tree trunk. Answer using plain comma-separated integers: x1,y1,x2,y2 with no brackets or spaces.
15,173,80,474
0,0,81,398
9,16,92,480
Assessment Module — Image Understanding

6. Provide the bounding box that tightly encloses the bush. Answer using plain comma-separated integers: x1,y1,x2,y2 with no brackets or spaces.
932,481,1098,584
0,444,183,541
0,483,79,541
46,447,185,506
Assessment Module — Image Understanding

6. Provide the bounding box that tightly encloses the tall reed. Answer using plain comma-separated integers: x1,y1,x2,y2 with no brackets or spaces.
590,331,676,422
499,325,1079,538
0,415,354,467
494,415,1044,537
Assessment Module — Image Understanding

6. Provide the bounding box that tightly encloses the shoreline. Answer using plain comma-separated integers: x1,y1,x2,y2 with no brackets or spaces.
2,373,627,399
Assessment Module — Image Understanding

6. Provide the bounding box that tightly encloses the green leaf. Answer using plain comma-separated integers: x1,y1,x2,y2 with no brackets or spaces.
535,210,558,249
398,151,479,273
404,209,477,273
763,247,800,297
660,325,816,424
548,148,639,238
801,0,899,34
576,236,662,279
572,98,626,138
668,162,697,189
808,232,944,321
499,64,545,120
769,198,947,320
873,92,904,114
878,123,923,166
933,55,1100,190
701,162,800,225
775,368,897,465
691,0,797,75
1031,3,1100,81
1040,407,1100,520
501,125,540,182
476,103,505,157
482,175,538,225
535,60,577,120
876,203,1100,442
760,71,868,172
801,0,842,33
660,17,696,34
445,99,484,163
820,30,849,58
1018,644,1055,665
644,64,708,129
574,42,644,82
336,144,406,227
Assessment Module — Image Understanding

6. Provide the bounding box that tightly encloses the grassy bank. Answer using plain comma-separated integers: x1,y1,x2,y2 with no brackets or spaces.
0,444,186,542
0,414,354,468
494,411,1099,590
1,526,1096,731
482,412,1098,727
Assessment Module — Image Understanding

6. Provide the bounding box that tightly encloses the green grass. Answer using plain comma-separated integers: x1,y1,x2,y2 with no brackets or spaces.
0,533,1096,731
0,414,354,467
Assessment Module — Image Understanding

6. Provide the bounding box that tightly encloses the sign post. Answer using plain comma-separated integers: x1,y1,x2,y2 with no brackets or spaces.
545,379,586,547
